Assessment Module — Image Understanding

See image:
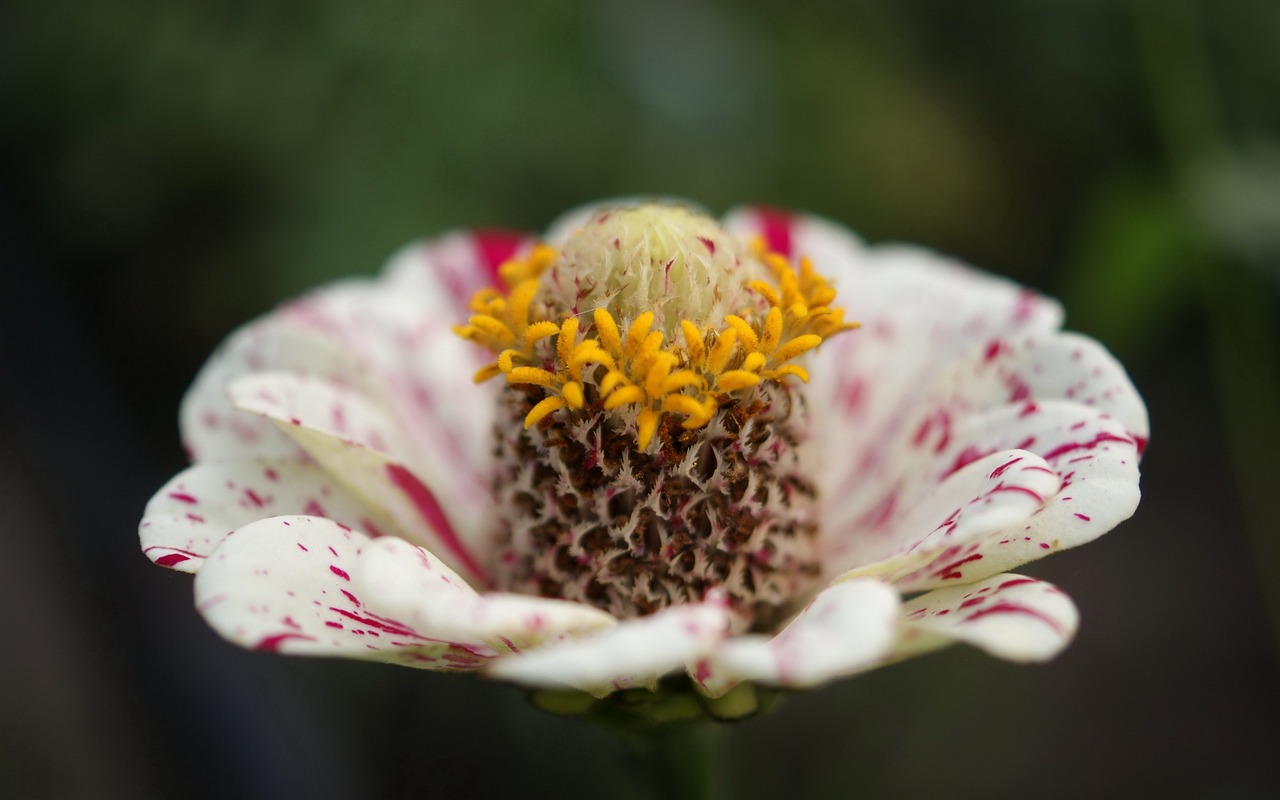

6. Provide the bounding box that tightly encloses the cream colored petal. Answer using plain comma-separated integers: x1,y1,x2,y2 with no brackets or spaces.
229,372,493,587
194,516,492,670
893,573,1078,663
356,536,615,654
485,599,732,697
695,579,900,697
140,459,388,573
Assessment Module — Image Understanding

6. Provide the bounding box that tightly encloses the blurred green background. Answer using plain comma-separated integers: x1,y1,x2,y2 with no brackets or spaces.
2,1,1278,798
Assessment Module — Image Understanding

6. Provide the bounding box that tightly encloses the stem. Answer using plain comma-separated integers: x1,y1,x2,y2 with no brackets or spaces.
621,724,726,800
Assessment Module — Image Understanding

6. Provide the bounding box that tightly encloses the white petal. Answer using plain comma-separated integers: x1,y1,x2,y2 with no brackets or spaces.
895,573,1078,662
695,579,900,696
380,230,532,318
485,599,732,696
181,258,498,514
841,401,1140,591
229,373,493,587
828,449,1059,587
194,516,493,670
356,536,615,653
724,210,1072,541
723,205,868,266
179,299,367,463
140,460,388,573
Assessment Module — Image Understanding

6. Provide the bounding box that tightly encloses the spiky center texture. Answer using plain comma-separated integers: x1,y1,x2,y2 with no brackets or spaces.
492,383,821,632
454,204,857,629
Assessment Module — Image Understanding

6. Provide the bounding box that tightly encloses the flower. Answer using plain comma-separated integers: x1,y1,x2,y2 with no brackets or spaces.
140,200,1146,719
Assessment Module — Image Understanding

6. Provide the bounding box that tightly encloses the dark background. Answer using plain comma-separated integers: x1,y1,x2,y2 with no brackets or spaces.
2,2,1278,798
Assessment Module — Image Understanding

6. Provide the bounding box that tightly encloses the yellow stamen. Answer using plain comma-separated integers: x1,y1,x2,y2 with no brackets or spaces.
643,352,677,400
681,398,718,429
742,352,766,373
508,279,540,335
641,330,665,359
625,312,655,359
810,285,837,308
594,308,623,357
468,315,515,344
468,288,504,312
724,315,759,354
604,385,646,409
774,334,823,364
497,349,519,374
661,393,706,417
507,367,558,387
717,370,762,392
681,320,706,365
706,328,738,375
454,229,857,447
562,381,585,409
763,364,810,383
747,280,781,308
523,320,560,352
660,370,704,394
556,317,579,366
524,396,567,428
760,307,783,355
636,408,659,451
600,370,628,398
763,252,789,276
568,346,615,381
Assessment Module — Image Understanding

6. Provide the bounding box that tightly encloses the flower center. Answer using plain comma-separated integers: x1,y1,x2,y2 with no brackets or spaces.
454,204,858,631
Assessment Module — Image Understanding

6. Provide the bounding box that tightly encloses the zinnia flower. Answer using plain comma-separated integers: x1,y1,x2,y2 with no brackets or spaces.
140,200,1146,719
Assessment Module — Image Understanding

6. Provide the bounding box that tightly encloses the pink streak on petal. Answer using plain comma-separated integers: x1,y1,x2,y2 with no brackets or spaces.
255,633,317,651
385,464,491,586
989,456,1024,479
963,602,1063,634
1041,432,1135,461
473,230,526,284
754,207,794,257
144,545,204,558
155,553,191,567
945,446,992,477
996,577,1038,591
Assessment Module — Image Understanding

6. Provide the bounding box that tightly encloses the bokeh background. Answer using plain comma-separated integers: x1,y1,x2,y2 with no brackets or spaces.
3,1,1279,798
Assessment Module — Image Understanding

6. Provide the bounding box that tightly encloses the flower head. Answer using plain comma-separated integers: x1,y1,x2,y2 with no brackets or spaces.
140,200,1147,720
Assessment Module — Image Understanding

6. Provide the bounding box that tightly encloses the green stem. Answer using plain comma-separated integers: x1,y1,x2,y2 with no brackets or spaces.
621,724,726,800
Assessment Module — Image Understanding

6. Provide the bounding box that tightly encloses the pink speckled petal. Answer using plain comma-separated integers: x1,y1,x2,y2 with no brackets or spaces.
380,230,533,319
722,209,1080,542
179,308,362,463
194,516,493,670
485,598,732,696
896,574,1078,662
820,330,1146,547
357,536,614,653
229,372,493,587
843,401,1140,591
723,205,868,265
140,460,391,573
695,579,900,697
828,449,1059,587
182,236,505,512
